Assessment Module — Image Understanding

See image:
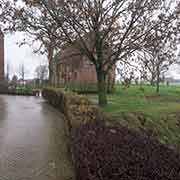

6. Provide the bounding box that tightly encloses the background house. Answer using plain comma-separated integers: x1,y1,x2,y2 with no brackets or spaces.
54,39,116,92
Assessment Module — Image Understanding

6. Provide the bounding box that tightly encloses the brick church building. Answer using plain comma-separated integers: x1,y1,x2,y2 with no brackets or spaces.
55,43,115,92
0,29,4,81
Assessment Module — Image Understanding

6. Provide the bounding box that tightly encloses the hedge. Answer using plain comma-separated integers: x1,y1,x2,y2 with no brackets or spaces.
42,87,180,180
42,88,103,132
72,123,180,180
0,83,36,96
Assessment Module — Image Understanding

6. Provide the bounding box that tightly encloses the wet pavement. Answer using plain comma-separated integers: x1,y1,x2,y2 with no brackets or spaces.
0,95,74,180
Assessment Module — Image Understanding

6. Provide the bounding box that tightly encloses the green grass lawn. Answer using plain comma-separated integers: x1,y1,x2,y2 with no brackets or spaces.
86,85,180,147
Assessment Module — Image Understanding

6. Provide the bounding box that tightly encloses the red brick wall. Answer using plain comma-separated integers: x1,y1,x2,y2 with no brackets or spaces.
0,31,4,81
57,55,116,88
56,38,116,88
71,64,97,84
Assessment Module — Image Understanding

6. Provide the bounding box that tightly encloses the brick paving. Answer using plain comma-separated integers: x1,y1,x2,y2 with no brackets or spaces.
0,95,74,180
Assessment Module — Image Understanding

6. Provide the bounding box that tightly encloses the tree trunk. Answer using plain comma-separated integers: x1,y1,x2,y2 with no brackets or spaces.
150,73,156,86
47,48,54,85
97,70,107,107
107,74,111,93
48,63,54,85
150,79,155,86
156,66,160,93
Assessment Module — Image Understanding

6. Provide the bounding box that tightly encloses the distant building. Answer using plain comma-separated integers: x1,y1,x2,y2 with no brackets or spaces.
54,35,116,91
0,29,4,81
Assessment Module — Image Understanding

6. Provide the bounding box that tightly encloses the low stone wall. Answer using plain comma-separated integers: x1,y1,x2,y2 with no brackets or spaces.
42,88,103,132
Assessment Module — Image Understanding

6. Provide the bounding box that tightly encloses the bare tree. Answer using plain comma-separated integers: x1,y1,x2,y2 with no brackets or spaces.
36,0,179,106
1,0,179,105
140,24,179,92
35,65,48,83
19,63,25,80
137,49,176,91
117,62,138,87
0,0,64,85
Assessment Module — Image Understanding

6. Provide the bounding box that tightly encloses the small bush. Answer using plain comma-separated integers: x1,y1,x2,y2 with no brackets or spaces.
16,86,34,95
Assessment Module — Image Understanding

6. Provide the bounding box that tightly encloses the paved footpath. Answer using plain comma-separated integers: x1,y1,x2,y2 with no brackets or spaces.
0,95,75,180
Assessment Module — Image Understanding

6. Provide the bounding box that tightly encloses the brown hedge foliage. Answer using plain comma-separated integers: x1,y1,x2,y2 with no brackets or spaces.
66,104,103,129
72,123,180,180
42,88,102,131
43,88,180,180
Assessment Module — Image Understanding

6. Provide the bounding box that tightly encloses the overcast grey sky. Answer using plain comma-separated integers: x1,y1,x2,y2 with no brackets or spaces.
4,32,180,80
4,32,47,79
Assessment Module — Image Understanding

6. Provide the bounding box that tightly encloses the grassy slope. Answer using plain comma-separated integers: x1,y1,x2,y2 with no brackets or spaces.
86,85,180,146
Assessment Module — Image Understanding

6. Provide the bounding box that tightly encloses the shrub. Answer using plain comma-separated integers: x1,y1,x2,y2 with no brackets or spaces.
73,123,180,180
16,86,33,95
66,105,103,129
43,87,180,180
0,82,35,96
42,88,103,131
42,88,64,108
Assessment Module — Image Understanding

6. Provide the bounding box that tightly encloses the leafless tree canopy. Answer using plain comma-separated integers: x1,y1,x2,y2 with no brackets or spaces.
0,0,65,84
35,64,48,81
34,0,179,69
0,0,180,105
